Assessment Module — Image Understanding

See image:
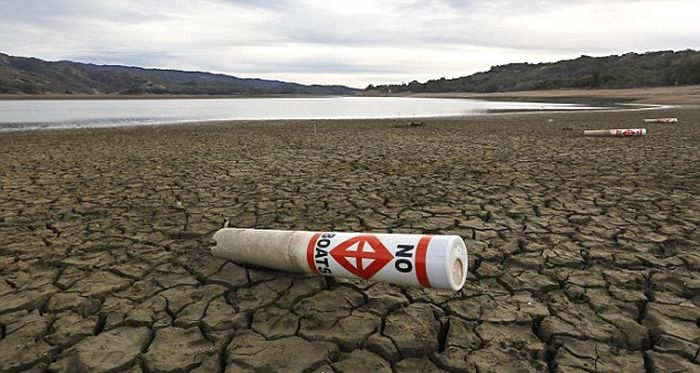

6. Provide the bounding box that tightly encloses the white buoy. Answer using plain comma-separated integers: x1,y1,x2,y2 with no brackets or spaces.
583,128,647,137
211,228,468,291
643,118,677,123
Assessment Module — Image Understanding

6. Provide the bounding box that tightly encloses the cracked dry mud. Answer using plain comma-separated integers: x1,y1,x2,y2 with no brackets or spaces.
1,107,698,373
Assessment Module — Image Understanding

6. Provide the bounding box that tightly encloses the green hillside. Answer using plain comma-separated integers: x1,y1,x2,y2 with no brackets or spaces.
369,50,700,93
0,53,359,96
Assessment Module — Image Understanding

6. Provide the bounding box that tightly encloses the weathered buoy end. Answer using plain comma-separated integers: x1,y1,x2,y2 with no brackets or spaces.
446,236,468,291
210,229,226,257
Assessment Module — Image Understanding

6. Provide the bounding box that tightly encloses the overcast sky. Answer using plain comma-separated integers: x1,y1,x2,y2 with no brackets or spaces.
1,0,698,87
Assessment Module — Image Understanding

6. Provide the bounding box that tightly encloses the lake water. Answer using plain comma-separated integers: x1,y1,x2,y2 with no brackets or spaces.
0,96,600,131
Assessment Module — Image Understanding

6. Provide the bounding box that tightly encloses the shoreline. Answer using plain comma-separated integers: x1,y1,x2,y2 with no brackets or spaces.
0,105,681,133
0,97,684,134
2,85,699,104
404,85,700,105
362,85,700,105
0,104,692,137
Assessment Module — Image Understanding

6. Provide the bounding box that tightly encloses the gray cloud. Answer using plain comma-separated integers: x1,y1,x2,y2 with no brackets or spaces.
0,0,698,87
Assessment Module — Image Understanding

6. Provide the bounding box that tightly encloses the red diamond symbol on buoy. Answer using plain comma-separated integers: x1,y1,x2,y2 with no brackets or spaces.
622,129,635,136
330,235,393,279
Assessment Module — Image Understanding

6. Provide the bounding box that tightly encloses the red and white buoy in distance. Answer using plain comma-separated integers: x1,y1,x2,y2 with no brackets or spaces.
211,228,468,291
583,128,647,137
643,118,677,123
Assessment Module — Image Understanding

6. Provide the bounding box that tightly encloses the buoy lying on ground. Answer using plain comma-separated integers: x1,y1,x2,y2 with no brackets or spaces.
211,228,468,291
643,118,677,123
583,128,647,137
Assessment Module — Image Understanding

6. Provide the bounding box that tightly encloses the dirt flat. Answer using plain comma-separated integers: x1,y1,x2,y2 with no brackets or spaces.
0,106,698,372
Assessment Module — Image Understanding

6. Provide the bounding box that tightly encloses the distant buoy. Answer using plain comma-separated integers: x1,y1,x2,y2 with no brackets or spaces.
583,128,647,137
643,118,677,123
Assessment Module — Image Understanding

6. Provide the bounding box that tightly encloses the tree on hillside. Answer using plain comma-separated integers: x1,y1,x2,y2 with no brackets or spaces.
665,54,700,85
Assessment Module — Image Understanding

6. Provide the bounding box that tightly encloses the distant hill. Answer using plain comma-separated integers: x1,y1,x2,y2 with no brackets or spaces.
369,50,700,93
0,53,359,96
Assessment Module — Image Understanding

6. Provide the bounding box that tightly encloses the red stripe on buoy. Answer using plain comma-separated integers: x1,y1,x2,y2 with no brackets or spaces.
307,232,322,273
416,235,432,287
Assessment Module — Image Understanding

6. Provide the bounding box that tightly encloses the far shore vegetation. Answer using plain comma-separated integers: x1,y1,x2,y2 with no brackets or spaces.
368,50,700,94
